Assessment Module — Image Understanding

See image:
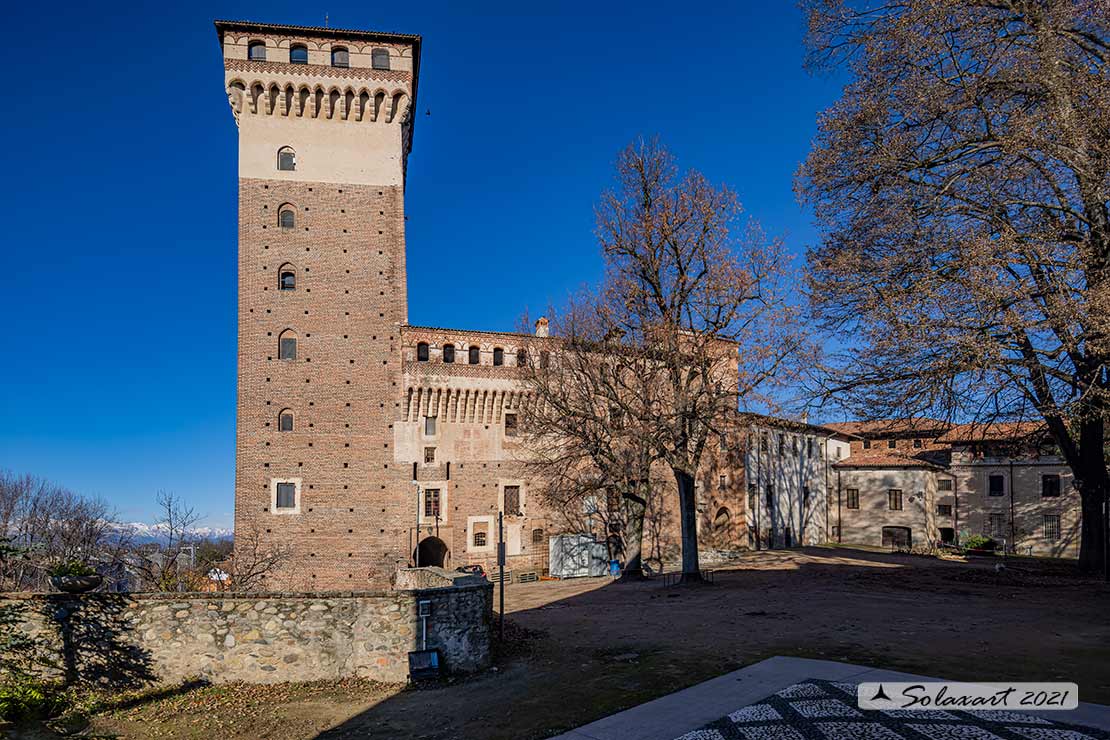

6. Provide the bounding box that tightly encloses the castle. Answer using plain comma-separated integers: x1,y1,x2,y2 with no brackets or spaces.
217,20,1079,590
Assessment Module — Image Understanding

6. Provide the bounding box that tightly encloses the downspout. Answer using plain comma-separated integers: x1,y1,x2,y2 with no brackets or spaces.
837,467,842,543
1009,457,1016,554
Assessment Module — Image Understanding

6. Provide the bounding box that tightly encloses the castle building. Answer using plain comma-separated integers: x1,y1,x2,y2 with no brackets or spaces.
217,20,749,589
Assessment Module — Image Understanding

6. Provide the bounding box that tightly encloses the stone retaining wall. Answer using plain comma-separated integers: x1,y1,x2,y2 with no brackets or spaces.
1,577,492,686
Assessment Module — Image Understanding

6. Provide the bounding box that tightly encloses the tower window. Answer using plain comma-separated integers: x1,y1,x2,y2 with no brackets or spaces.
504,413,518,437
473,530,487,547
277,146,296,171
278,330,297,361
331,46,349,68
279,207,295,229
248,41,267,61
516,348,527,366
289,44,308,64
416,342,429,362
275,482,295,509
279,265,296,290
532,528,544,545
424,415,436,436
424,447,436,464
442,344,455,363
493,347,504,366
279,410,294,431
371,48,390,70
423,489,440,518
468,345,480,365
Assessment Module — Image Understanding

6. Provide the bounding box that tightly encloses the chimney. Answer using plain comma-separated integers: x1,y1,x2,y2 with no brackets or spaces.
535,317,549,337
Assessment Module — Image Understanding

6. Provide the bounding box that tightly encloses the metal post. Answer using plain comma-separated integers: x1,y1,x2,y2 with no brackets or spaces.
498,511,505,641
414,474,421,568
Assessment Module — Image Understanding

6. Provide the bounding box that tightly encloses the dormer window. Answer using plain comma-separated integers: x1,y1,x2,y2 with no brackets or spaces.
289,44,308,64
331,47,349,68
248,41,267,61
371,48,390,70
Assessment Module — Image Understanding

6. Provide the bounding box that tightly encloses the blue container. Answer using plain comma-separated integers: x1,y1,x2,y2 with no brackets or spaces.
609,559,621,577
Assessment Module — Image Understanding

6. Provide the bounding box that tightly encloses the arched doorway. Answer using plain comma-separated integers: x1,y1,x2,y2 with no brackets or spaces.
414,536,449,568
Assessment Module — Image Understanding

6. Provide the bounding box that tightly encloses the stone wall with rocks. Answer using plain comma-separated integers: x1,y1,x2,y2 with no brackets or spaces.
1,576,491,686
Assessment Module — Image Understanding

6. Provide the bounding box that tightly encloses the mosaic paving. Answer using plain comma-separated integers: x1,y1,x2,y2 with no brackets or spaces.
674,680,1110,740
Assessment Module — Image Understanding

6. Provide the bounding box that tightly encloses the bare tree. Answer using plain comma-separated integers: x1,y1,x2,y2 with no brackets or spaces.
221,522,292,592
586,139,799,583
132,491,201,591
0,471,127,591
519,295,661,580
797,0,1110,572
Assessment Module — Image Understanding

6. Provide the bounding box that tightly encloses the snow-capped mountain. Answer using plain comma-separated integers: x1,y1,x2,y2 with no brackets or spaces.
111,522,234,544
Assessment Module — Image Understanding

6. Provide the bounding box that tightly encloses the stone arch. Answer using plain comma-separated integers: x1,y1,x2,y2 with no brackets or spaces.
343,87,356,120
297,85,311,117
327,87,341,119
388,90,409,123
357,89,371,121
372,89,388,121
249,81,265,114
414,536,449,568
226,79,246,115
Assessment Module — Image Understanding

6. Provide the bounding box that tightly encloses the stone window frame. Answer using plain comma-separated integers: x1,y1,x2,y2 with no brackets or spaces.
270,477,302,515
423,446,435,464
466,515,495,554
499,480,526,518
418,481,449,525
1043,513,1061,541
887,488,904,511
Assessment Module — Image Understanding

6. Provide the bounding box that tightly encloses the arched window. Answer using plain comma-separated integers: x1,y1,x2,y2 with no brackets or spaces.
277,146,296,171
532,528,544,545
279,206,295,229
278,330,297,361
493,347,504,366
289,44,308,64
278,409,294,432
442,344,455,363
331,46,349,68
416,342,429,362
278,264,296,291
248,41,267,61
713,507,732,533
468,345,480,365
371,48,390,70
516,348,527,366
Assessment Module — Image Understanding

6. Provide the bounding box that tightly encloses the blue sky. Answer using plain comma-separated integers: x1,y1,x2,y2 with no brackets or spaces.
1,1,843,528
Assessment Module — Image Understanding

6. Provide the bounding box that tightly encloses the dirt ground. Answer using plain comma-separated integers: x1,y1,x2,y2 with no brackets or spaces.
49,547,1110,740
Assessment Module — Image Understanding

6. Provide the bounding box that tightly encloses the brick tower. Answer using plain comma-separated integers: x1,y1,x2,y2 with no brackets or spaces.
216,20,421,589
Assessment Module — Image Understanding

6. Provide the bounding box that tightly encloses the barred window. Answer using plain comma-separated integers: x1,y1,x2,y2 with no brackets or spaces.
532,528,544,545
988,512,1006,537
938,478,953,492
473,530,487,547
1043,514,1061,541
503,486,521,516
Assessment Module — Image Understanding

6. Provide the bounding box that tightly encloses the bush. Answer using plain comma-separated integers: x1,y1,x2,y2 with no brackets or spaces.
47,560,97,578
0,677,66,722
963,535,997,552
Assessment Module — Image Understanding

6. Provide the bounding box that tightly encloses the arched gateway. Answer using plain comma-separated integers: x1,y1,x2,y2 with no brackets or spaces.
414,536,449,568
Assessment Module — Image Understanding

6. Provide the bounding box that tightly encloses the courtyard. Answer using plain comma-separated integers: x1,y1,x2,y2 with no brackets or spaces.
67,547,1110,740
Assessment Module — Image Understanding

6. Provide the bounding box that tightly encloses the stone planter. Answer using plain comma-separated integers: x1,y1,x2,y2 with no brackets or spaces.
50,574,103,593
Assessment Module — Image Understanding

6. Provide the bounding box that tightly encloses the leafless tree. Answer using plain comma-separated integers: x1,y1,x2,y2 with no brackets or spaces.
0,471,127,591
220,522,292,592
519,295,662,580
797,0,1110,571
132,491,202,591
526,140,799,584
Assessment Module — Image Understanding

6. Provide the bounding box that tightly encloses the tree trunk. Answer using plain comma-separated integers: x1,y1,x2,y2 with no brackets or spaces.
1076,471,1109,575
674,469,702,583
617,487,647,581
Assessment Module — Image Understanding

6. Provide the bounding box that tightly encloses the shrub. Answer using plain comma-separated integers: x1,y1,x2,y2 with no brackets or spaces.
963,535,997,552
47,561,97,578
0,677,66,722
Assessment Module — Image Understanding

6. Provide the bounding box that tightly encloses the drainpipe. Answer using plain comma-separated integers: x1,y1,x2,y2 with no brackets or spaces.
836,467,842,543
1009,457,1016,555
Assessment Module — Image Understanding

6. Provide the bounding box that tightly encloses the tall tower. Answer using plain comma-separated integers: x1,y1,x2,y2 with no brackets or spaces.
216,20,421,589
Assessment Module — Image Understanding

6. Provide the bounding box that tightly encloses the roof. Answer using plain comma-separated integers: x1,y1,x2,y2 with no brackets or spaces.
822,418,950,438
734,411,860,439
214,19,421,44
834,449,950,471
402,323,535,340
937,421,1047,443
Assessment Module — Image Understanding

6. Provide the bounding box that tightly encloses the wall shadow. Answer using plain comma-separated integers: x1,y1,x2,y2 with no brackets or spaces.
310,546,1110,740
43,594,156,689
